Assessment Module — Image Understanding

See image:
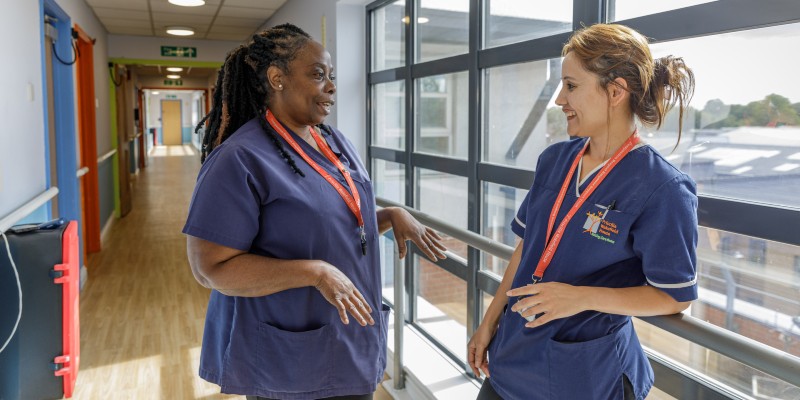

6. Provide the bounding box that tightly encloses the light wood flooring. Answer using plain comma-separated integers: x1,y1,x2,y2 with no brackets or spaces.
73,145,391,400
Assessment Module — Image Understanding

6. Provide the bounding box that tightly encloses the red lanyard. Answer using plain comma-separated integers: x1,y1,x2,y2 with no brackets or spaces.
532,131,640,283
265,110,367,255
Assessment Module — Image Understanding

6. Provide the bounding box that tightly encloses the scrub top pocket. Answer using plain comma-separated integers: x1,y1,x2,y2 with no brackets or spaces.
256,322,333,393
547,329,625,400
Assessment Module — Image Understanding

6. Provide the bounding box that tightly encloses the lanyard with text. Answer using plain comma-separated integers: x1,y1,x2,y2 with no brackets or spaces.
266,110,367,255
532,131,639,283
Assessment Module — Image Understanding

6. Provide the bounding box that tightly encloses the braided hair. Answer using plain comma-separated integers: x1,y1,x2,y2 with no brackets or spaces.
196,23,311,175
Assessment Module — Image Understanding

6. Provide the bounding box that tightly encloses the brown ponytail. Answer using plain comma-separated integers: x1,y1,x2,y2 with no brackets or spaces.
563,24,695,146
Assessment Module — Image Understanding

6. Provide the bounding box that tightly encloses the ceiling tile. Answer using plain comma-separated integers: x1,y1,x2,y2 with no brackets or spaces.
86,0,148,11
106,27,156,36
212,16,266,27
207,25,256,35
205,32,251,41
223,0,286,9
217,6,276,19
153,14,214,26
101,18,154,29
149,2,219,16
93,7,150,20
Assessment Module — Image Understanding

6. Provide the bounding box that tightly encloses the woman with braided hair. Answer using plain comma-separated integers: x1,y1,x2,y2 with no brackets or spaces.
183,23,446,400
468,23,698,399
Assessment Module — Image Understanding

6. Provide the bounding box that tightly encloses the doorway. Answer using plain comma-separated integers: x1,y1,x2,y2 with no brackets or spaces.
161,100,182,145
42,0,80,227
74,24,101,254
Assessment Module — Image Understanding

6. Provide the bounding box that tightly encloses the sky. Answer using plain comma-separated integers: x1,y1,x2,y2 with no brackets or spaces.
414,0,800,107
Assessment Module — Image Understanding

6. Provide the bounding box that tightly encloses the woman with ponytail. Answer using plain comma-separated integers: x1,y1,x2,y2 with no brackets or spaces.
468,23,698,399
183,23,446,400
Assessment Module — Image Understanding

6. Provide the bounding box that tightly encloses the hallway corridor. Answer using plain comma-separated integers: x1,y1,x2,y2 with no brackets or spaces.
71,145,391,399
73,145,240,399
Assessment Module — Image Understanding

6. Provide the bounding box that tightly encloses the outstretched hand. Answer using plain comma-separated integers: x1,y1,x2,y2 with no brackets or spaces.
389,208,448,261
314,263,375,326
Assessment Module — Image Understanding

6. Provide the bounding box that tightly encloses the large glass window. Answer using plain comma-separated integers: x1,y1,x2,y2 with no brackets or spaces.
481,182,525,276
485,0,572,48
417,0,469,62
379,234,397,304
415,72,469,158
607,0,718,22
415,255,467,361
484,58,563,168
372,1,406,71
368,1,800,395
372,81,405,150
694,227,800,355
416,167,468,259
645,23,800,209
372,159,405,203
635,319,800,398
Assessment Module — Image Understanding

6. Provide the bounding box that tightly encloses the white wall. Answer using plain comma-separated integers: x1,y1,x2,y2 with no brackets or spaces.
56,0,112,157
262,0,369,159
146,91,201,130
108,35,242,63
0,1,47,217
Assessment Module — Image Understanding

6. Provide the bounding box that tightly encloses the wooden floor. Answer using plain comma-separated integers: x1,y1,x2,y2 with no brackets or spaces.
73,145,392,400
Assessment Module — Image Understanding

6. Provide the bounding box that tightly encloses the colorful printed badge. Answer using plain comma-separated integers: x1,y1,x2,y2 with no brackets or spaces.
582,201,620,244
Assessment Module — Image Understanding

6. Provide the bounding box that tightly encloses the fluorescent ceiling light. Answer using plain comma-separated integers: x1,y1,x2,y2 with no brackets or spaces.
166,74,181,79
166,67,183,72
152,91,160,95
168,0,205,6
166,26,194,36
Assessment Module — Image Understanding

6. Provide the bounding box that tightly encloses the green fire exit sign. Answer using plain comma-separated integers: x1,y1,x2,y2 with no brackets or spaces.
161,46,197,58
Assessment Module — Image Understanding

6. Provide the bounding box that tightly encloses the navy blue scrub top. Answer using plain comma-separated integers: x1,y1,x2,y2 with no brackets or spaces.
183,118,388,399
488,138,698,400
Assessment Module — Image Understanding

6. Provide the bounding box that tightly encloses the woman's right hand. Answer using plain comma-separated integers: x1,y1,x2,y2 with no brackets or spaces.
314,263,375,327
468,323,496,378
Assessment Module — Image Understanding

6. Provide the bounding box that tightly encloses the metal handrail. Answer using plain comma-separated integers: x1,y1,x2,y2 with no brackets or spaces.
377,196,800,388
97,148,117,164
0,188,60,233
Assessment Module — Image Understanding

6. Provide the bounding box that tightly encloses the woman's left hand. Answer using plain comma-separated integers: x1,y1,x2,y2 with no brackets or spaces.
507,282,588,328
389,208,447,261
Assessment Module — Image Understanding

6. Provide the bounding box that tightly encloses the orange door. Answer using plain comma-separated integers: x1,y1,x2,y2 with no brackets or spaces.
74,24,101,253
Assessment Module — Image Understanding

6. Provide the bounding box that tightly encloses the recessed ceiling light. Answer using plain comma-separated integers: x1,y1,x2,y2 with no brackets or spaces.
166,67,183,72
166,26,194,36
166,74,181,79
168,0,205,6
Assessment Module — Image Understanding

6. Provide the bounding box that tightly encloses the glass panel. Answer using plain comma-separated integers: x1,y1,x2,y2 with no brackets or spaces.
415,72,469,158
379,234,397,304
485,0,572,48
481,182,526,276
372,159,405,204
372,81,405,150
643,23,800,209
415,255,467,361
371,1,405,71
635,319,800,398
418,0,469,62
694,227,800,358
416,167,468,259
607,0,717,22
484,58,564,168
